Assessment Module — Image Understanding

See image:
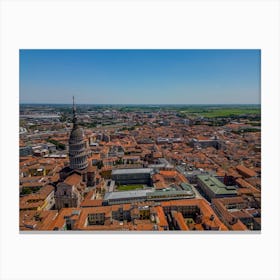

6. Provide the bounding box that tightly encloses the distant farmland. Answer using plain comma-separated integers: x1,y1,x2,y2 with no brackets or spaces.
179,106,261,118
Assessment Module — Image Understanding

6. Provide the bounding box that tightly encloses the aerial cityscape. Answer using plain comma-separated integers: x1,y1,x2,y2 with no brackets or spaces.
19,50,261,231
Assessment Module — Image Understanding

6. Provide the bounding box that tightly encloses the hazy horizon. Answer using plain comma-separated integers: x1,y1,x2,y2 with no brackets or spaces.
20,102,261,106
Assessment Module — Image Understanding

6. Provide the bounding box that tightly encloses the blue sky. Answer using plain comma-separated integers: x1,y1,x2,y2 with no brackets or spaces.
20,49,260,104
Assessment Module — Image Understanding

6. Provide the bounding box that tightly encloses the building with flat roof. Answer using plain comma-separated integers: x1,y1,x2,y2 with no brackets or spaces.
190,137,222,150
20,146,33,157
112,168,153,175
103,187,195,205
111,168,153,185
103,189,154,205
146,190,195,201
197,174,237,201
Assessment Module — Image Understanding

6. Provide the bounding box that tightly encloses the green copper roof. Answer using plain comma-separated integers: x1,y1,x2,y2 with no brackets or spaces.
197,175,237,195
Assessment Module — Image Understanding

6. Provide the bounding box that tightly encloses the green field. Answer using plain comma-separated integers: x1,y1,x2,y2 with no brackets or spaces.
179,106,261,118
116,184,144,191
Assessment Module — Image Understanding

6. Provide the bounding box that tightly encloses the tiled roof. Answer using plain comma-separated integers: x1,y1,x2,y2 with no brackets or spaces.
64,173,82,186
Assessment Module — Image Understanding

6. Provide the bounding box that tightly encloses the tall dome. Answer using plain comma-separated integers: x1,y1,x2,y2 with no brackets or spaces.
69,97,88,170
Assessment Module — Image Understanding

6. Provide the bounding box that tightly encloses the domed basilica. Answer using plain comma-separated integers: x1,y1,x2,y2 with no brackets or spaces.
55,97,96,210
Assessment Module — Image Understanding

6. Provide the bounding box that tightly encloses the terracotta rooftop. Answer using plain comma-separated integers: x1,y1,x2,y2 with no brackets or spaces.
154,206,168,228
50,208,80,230
236,165,257,178
173,211,189,230
80,197,103,208
64,173,82,186
20,210,58,231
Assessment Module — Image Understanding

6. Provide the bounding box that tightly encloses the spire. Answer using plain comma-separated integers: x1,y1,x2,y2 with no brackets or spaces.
69,96,88,170
72,96,77,126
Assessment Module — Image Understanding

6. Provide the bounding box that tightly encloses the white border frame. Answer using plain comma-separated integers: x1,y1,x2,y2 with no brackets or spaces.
1,0,280,280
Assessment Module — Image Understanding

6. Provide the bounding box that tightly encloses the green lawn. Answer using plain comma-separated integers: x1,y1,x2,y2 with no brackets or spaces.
116,184,144,191
185,218,195,225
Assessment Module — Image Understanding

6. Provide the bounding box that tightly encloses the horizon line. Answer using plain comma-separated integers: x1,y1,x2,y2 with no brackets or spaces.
20,103,261,106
